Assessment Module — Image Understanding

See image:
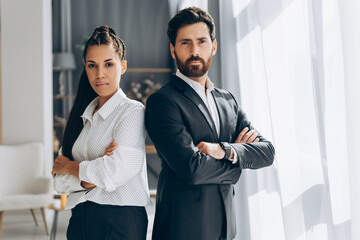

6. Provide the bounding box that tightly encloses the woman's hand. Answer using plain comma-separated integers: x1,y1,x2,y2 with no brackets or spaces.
52,155,71,176
103,140,118,156
81,181,96,189
52,155,80,178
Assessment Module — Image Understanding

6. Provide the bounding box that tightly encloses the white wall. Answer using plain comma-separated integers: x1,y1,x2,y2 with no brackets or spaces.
0,0,53,176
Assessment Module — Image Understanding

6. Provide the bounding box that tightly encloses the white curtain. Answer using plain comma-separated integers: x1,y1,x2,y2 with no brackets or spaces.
168,0,208,17
220,0,360,239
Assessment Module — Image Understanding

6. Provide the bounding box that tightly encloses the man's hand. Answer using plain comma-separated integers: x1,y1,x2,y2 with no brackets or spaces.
235,127,259,143
52,155,72,176
103,140,117,156
81,181,96,189
197,142,226,160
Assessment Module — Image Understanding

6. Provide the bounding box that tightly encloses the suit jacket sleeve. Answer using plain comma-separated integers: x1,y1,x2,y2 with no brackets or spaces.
145,91,241,185
228,93,275,169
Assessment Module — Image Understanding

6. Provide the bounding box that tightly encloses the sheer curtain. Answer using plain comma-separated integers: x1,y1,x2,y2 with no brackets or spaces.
168,0,208,16
220,0,360,239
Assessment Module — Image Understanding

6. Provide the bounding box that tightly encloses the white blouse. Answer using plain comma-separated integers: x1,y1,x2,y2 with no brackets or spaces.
53,89,151,209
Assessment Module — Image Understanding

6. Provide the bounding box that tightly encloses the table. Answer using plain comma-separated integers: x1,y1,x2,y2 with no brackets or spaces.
46,203,69,240
46,194,68,240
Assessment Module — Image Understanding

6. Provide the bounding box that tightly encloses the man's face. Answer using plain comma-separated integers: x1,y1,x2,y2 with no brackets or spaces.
170,22,217,79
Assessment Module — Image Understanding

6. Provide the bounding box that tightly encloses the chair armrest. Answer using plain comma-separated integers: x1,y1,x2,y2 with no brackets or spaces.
29,177,53,194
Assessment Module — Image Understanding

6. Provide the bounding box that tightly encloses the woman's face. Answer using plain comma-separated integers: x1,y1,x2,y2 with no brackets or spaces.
85,44,127,99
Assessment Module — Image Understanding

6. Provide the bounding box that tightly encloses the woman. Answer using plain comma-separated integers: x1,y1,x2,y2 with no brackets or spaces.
52,25,151,240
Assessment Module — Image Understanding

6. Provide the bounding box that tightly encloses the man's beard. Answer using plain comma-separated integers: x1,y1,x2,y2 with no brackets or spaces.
174,52,213,78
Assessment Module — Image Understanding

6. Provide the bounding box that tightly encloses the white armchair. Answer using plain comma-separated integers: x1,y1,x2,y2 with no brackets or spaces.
0,142,53,238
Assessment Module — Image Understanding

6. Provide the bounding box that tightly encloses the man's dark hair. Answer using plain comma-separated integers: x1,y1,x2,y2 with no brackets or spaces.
167,7,216,46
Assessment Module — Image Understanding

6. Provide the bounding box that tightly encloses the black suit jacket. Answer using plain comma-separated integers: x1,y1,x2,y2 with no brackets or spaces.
145,75,275,240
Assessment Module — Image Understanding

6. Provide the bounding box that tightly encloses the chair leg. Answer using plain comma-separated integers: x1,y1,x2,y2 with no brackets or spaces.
0,211,4,240
30,209,38,226
40,207,49,235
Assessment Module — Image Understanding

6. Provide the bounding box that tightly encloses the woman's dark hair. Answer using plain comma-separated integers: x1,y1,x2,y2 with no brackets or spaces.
167,7,216,46
61,25,126,160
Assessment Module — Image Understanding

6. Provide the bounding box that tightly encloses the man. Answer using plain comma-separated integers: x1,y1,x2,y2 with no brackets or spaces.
145,7,275,240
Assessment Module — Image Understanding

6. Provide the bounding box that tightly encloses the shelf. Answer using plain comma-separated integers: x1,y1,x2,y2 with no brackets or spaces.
54,122,66,127
126,68,172,73
149,189,156,198
53,95,75,100
146,145,157,153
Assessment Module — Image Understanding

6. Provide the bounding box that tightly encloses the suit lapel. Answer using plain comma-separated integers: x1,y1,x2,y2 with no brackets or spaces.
171,75,218,140
212,89,230,141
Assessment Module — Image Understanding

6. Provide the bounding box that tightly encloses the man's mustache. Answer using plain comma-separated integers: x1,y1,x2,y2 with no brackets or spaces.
186,56,205,64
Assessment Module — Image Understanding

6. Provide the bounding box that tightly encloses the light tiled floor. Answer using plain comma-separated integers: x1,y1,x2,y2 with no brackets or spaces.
1,199,155,240
1,208,59,240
